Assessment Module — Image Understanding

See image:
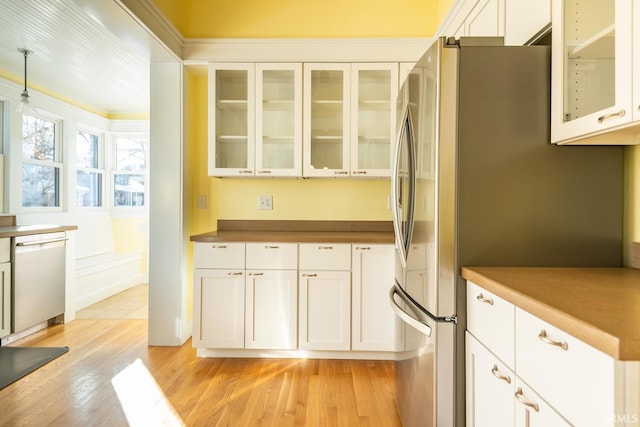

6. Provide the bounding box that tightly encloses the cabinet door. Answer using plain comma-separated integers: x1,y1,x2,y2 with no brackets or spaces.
303,63,351,177
465,0,505,37
255,63,303,177
193,268,245,348
351,244,401,351
245,270,297,349
350,64,398,177
634,0,640,122
551,0,633,144
514,379,571,427
208,63,255,176
466,332,515,427
504,0,550,45
299,270,351,350
0,263,11,338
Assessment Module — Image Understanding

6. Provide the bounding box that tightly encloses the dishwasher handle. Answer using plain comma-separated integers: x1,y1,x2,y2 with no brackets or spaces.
15,237,68,247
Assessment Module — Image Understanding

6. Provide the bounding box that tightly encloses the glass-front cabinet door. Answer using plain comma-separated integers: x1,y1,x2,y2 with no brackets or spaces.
350,64,398,177
551,0,632,144
303,64,350,177
255,63,302,177
208,63,255,176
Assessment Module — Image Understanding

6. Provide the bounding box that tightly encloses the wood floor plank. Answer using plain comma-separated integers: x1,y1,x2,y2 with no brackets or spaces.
0,319,402,426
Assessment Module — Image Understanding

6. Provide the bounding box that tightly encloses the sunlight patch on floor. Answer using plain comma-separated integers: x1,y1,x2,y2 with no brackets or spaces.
111,358,184,426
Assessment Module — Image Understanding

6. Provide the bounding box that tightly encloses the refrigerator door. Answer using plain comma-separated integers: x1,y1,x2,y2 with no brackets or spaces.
390,283,455,427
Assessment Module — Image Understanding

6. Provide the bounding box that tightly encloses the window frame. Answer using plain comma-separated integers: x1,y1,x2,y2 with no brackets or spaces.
20,113,63,210
111,134,148,213
75,127,105,210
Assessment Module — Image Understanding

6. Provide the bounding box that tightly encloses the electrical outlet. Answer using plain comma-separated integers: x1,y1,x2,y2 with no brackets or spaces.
197,195,207,210
258,195,273,210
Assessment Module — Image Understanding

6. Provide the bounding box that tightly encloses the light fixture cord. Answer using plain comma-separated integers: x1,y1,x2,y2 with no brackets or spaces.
22,49,28,97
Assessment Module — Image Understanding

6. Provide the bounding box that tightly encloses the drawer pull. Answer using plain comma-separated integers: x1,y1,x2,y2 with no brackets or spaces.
302,273,318,278
265,245,280,249
476,293,494,305
355,246,371,251
227,272,243,276
212,245,227,249
318,246,333,250
515,388,539,412
491,365,511,384
538,330,568,351
248,272,264,276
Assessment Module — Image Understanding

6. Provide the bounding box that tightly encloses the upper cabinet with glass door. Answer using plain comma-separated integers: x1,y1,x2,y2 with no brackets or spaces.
255,64,303,177
350,64,398,177
303,64,351,177
551,0,636,144
209,63,255,176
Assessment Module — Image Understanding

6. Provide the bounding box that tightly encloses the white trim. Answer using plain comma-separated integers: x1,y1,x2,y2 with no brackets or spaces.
183,37,432,63
195,347,398,361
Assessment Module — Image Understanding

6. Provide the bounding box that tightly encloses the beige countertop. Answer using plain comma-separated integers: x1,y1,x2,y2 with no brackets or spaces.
190,220,394,244
0,224,78,238
461,266,640,361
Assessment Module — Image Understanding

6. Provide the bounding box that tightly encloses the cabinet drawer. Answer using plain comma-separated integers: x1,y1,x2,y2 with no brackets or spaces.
515,308,615,427
299,243,350,270
246,243,297,270
193,242,245,269
466,281,515,368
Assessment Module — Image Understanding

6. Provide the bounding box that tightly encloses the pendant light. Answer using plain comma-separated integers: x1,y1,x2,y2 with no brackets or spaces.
16,48,33,113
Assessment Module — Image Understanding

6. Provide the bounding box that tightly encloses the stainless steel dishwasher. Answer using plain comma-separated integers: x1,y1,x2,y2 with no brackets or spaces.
12,232,67,333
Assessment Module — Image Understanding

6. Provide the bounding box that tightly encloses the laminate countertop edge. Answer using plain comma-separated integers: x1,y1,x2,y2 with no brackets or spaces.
462,266,640,361
0,224,78,238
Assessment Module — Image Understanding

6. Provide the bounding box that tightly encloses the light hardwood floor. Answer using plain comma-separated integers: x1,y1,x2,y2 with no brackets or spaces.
2,316,401,426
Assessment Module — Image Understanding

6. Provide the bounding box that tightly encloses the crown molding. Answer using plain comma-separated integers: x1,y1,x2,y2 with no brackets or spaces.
182,37,432,64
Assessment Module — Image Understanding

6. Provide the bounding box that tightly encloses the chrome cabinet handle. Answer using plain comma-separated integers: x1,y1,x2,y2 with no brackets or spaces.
257,170,272,174
491,365,511,384
597,109,625,123
333,171,349,175
538,330,568,350
476,293,494,305
212,245,227,249
302,273,317,277
355,246,371,251
248,272,263,276
239,170,253,174
318,246,333,250
265,245,279,249
515,388,539,412
352,171,367,175
227,272,243,276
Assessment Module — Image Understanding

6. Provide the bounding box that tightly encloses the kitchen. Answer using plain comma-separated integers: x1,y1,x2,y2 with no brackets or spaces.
0,0,639,426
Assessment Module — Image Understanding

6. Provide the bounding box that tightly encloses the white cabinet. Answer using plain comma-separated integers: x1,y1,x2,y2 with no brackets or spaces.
193,243,246,348
208,64,255,176
299,243,351,350
304,63,398,177
551,0,637,144
504,0,551,45
351,244,401,351
245,243,297,349
209,63,303,176
0,238,11,339
464,0,505,37
466,280,639,427
466,332,515,427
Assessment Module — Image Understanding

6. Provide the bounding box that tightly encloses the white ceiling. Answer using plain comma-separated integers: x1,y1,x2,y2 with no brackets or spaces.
0,0,158,115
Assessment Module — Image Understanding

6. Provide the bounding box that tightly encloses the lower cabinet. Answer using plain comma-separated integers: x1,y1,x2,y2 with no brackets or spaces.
0,262,11,339
193,268,245,348
299,270,351,350
245,269,297,349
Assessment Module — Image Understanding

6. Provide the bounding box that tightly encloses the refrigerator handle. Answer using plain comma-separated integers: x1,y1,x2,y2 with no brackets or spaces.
391,104,410,268
389,285,432,337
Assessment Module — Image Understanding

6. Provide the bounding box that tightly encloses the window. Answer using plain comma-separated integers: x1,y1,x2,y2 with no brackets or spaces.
22,115,62,207
113,136,147,208
76,130,103,207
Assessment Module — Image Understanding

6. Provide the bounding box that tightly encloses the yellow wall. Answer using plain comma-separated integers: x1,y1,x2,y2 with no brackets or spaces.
154,0,440,38
112,217,148,274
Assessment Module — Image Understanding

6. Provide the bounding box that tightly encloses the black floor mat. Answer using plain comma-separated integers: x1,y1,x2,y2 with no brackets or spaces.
0,346,69,390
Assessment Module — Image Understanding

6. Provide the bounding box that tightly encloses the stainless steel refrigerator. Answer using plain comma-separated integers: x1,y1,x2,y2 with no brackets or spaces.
389,37,623,427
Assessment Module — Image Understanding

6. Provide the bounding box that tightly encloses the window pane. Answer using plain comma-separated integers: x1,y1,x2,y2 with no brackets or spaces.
22,163,59,207
77,171,102,207
22,115,56,161
77,131,99,168
114,173,145,207
115,137,146,171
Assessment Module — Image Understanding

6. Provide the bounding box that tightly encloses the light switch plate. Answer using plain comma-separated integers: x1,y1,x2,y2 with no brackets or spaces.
258,195,273,210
